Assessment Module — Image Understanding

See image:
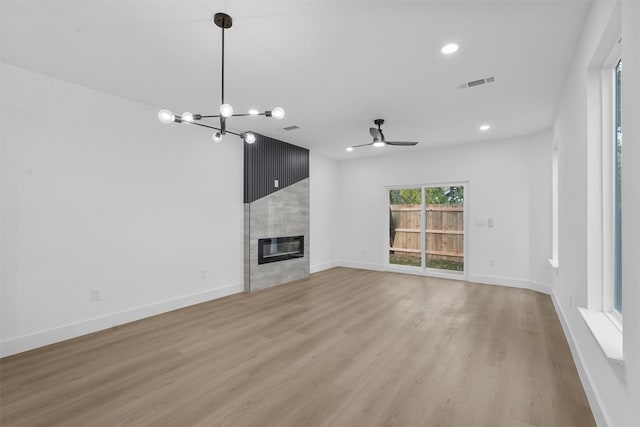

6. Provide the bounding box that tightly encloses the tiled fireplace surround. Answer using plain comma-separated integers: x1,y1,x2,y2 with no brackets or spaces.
244,179,309,291
243,134,310,292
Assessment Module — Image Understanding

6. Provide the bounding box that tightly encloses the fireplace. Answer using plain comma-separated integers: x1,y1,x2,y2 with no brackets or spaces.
243,137,309,291
258,236,304,265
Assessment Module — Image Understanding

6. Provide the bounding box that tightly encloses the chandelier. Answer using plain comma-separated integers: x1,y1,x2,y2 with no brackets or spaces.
157,13,285,144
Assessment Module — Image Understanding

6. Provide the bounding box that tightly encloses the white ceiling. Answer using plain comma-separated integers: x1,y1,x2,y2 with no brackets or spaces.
1,0,591,159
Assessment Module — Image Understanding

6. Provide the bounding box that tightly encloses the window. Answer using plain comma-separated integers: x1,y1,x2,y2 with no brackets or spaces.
596,43,622,323
549,144,559,268
613,59,622,314
388,188,423,268
579,17,624,377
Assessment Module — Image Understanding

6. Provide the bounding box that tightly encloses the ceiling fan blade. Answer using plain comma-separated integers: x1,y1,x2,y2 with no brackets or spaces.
370,127,382,139
386,141,420,146
351,142,374,148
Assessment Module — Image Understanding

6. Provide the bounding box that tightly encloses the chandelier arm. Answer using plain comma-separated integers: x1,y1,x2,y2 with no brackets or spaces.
199,113,267,119
184,121,220,131
184,121,242,137
231,113,267,117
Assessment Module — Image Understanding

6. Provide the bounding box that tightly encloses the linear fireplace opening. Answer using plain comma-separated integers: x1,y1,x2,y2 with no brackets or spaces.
258,236,304,265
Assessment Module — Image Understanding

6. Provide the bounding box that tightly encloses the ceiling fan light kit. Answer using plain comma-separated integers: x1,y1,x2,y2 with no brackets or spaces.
158,13,285,144
347,119,420,151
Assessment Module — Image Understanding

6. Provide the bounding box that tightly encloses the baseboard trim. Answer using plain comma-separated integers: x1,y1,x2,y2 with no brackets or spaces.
310,261,339,274
337,261,385,272
0,284,243,358
550,291,610,427
467,274,552,295
386,266,467,281
335,262,552,295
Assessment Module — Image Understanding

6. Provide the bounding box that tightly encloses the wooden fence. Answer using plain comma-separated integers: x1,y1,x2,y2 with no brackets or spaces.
390,204,464,263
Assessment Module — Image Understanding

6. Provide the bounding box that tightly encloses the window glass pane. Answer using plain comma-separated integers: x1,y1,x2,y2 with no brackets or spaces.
425,186,464,271
614,59,622,313
389,189,422,267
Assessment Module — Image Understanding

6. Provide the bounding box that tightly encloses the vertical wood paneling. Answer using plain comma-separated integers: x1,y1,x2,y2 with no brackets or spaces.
244,133,309,203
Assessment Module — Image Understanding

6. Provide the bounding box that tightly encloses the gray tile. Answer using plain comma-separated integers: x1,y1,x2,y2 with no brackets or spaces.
244,178,310,292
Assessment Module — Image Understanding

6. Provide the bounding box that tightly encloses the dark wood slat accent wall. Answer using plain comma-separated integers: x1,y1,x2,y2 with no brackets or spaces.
244,133,309,203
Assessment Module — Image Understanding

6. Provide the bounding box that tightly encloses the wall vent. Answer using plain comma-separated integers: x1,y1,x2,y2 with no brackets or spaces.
457,76,496,90
278,125,300,132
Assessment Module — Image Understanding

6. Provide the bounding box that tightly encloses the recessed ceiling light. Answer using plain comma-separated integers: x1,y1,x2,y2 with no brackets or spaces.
480,124,491,131
248,108,259,115
441,43,459,54
346,147,354,152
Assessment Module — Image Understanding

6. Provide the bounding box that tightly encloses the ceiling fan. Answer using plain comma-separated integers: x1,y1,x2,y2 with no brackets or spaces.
346,119,420,151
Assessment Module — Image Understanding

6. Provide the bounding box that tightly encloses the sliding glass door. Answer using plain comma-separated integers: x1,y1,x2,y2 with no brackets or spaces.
387,184,465,275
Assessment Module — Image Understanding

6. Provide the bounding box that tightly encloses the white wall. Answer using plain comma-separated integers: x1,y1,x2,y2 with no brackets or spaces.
0,63,342,357
551,0,640,425
1,63,245,356
336,131,552,292
309,152,340,273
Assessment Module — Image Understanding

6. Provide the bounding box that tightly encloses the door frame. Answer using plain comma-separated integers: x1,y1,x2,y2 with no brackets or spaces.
384,181,469,281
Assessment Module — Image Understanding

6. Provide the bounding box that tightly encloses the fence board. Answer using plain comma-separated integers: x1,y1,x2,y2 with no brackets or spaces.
426,229,464,235
390,204,464,264
390,247,421,253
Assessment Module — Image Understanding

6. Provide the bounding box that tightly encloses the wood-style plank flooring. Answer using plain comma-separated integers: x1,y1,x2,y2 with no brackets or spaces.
0,268,595,426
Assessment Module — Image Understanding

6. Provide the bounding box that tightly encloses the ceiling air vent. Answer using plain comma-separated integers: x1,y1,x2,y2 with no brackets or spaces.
457,76,496,90
278,125,300,132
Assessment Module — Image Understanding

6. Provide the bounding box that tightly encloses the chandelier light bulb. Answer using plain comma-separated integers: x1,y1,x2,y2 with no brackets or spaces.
271,107,285,120
441,43,459,54
212,132,222,143
248,109,259,115
158,109,175,124
372,141,386,147
219,104,234,118
182,112,194,122
244,132,257,144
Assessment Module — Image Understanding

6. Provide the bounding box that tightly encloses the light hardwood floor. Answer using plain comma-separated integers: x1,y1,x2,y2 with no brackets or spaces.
1,268,595,426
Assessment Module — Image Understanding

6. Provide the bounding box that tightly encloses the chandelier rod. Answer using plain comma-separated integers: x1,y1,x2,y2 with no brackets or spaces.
221,25,225,106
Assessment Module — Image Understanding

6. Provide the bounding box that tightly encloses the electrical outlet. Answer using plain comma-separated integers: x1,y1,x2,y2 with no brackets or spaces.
274,179,279,188
489,259,495,267
200,270,207,280
91,289,101,301
569,295,573,307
